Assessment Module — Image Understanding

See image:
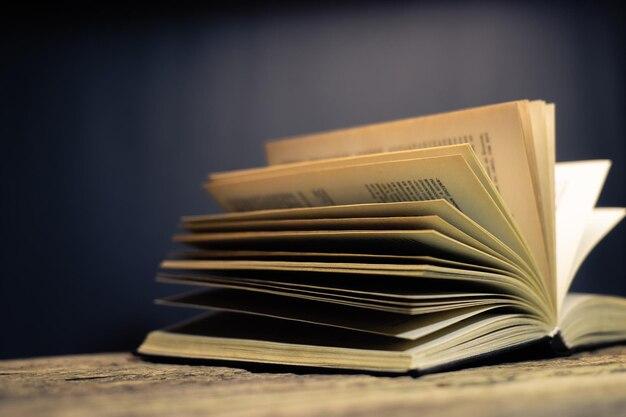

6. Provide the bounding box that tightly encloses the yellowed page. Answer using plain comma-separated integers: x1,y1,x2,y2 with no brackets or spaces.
209,146,524,246
208,145,536,274
545,104,556,199
527,100,555,280
182,200,532,279
169,250,514,277
208,146,525,247
138,312,545,372
411,315,548,370
159,288,503,340
159,258,547,315
260,101,549,296
161,256,519,279
224,151,544,280
157,272,532,315
173,229,516,273
545,103,556,282
266,101,526,176
183,199,456,223
156,271,503,300
139,312,416,372
183,215,528,275
559,293,626,348
213,144,487,188
158,275,513,316
158,261,532,301
207,154,547,288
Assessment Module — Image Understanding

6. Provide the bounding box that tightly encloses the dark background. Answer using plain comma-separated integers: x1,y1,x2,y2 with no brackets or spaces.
1,2,624,359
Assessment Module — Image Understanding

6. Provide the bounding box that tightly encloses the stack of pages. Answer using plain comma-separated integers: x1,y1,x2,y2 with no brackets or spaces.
139,100,626,373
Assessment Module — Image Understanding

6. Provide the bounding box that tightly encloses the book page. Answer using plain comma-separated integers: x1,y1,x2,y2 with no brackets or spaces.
563,208,626,297
157,270,532,315
181,215,527,276
265,101,527,179
173,229,517,273
207,153,548,290
208,145,537,274
156,270,505,301
184,199,460,223
527,101,556,280
545,104,557,277
159,288,501,340
262,100,550,299
159,275,514,316
212,144,482,182
554,160,611,310
559,293,626,348
208,156,516,239
182,200,535,278
208,145,538,270
186,216,534,276
169,250,515,277
158,261,544,313
139,311,545,372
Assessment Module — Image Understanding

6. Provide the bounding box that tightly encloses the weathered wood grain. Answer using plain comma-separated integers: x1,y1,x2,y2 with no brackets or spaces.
1,347,626,417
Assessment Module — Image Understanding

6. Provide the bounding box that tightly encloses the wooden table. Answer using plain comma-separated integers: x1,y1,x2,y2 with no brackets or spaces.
1,346,626,417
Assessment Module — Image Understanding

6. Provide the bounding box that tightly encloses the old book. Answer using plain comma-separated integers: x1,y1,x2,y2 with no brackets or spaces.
138,100,626,373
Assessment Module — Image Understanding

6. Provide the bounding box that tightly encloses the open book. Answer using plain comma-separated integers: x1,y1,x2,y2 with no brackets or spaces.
138,100,626,373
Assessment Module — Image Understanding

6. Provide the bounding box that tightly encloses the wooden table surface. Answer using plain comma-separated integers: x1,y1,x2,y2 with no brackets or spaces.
1,346,626,417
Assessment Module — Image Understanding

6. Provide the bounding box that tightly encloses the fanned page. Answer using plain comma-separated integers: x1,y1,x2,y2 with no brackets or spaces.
180,212,534,278
525,101,556,283
260,100,553,297
554,161,611,309
206,144,550,301
567,208,626,288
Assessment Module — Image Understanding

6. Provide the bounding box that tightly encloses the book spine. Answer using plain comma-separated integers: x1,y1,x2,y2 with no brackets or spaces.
548,331,571,355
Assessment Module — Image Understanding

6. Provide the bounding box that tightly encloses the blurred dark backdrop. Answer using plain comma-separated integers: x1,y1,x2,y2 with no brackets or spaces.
1,2,624,359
